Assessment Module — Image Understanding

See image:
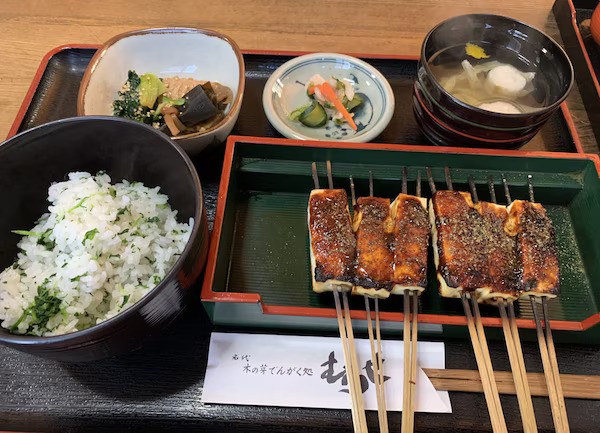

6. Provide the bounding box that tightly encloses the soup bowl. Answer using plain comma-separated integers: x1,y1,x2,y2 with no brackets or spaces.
413,14,574,149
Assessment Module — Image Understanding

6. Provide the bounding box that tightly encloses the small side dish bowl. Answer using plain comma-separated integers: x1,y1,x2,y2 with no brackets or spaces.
413,14,573,149
77,28,245,155
263,53,395,142
0,116,208,362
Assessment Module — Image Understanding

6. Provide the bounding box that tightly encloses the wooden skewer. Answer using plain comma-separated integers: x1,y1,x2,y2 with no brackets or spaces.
312,162,320,190
399,166,419,433
374,298,387,422
404,168,422,433
499,302,538,433
408,290,419,430
402,290,412,431
352,173,387,433
333,290,362,432
365,297,387,432
484,176,537,433
526,175,569,433
461,293,507,433
400,166,413,433
542,297,569,432
342,292,369,432
470,294,508,433
507,302,532,403
331,163,368,433
434,168,506,433
314,162,367,433
369,172,389,433
532,297,567,433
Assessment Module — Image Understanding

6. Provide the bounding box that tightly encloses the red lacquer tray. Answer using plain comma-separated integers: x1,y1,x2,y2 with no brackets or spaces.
201,135,600,339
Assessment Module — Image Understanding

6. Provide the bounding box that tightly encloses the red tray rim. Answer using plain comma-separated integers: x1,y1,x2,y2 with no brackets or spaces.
7,44,593,330
201,134,600,331
6,44,585,154
564,0,600,99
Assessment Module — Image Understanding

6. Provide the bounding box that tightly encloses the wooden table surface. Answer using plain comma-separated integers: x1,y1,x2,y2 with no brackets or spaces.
0,0,592,141
1,1,600,433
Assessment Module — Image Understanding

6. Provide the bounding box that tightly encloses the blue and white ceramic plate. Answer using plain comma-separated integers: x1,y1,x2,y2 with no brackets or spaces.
262,53,395,142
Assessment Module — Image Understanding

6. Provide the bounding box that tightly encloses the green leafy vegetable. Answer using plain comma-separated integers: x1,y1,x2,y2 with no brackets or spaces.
10,280,62,333
68,195,93,213
70,273,88,282
113,70,148,122
120,294,130,308
83,228,99,244
11,229,55,250
139,73,166,108
12,230,43,237
147,216,160,223
37,229,55,250
153,275,161,285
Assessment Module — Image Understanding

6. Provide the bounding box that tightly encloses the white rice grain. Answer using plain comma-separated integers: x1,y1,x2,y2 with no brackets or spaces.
0,172,192,336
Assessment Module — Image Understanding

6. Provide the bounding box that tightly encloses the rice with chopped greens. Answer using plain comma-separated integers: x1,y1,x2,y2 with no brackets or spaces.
0,172,192,336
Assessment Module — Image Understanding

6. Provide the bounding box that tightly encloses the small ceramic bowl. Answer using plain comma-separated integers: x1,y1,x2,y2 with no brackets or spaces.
78,28,245,155
263,53,395,142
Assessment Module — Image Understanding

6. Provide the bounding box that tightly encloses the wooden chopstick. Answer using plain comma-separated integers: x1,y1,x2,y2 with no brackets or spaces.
424,368,600,399
462,294,508,433
499,302,537,433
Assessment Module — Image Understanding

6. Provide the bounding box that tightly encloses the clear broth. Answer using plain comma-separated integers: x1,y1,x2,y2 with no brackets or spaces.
428,44,549,114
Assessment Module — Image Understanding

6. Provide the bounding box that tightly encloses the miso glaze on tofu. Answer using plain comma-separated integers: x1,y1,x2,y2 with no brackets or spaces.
474,201,521,303
430,190,489,298
351,197,394,300
505,200,560,298
390,194,430,295
308,189,356,293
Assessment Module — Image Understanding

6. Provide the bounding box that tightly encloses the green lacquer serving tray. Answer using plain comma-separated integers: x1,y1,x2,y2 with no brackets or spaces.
201,136,600,343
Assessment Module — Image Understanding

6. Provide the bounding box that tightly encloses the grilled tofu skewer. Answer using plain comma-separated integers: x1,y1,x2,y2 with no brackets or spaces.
309,162,367,433
428,167,508,433
471,176,537,433
391,167,428,433
503,174,569,433
349,173,389,433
